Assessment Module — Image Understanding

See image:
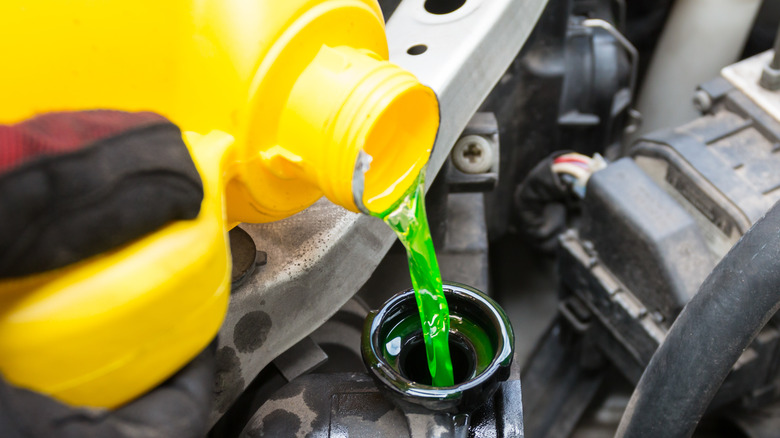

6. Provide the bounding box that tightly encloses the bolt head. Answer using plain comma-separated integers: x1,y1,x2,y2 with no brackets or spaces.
760,64,780,91
692,90,712,113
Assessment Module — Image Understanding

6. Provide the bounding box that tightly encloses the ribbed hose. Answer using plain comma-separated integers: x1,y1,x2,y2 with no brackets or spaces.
616,201,780,438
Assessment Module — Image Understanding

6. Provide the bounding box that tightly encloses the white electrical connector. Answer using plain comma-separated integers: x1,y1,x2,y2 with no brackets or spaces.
551,152,607,197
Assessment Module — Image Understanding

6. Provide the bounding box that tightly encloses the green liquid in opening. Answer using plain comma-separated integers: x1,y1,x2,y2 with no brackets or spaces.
373,171,454,387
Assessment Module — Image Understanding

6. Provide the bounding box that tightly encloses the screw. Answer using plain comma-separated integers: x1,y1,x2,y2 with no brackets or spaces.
451,135,493,174
463,143,482,163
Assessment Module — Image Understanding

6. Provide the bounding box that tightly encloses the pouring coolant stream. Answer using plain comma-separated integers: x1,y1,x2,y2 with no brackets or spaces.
373,170,455,387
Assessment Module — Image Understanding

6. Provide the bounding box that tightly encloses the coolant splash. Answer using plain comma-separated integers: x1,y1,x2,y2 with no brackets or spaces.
376,171,454,386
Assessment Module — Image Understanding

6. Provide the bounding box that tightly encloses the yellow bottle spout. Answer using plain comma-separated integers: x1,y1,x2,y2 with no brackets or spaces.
274,45,439,215
226,44,439,222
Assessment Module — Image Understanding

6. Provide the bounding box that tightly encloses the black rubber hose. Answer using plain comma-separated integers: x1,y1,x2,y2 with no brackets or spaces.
616,201,780,438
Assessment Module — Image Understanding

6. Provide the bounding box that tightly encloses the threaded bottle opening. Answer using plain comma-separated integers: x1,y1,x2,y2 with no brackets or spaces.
316,46,439,214
358,80,438,215
269,45,438,216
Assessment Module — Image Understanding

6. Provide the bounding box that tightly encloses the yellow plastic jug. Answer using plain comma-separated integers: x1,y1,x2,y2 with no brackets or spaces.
0,0,439,408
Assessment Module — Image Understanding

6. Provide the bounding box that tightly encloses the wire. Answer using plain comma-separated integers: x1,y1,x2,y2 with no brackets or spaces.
550,152,608,198
553,158,590,169
554,153,592,166
551,162,589,181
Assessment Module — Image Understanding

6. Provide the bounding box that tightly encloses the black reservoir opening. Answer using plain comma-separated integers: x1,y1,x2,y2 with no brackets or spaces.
399,335,476,386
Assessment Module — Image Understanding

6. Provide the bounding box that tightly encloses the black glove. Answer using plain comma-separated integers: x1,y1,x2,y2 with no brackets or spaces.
0,111,214,437
0,344,215,438
0,110,204,278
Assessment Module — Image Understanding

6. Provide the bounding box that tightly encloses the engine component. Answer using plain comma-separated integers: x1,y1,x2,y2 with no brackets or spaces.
238,283,521,437
513,151,607,253
563,63,780,389
362,283,514,414
525,50,780,437
558,17,637,156
485,0,635,237
238,373,523,437
616,193,780,438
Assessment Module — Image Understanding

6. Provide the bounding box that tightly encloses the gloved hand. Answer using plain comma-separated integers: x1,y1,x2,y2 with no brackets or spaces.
0,110,204,277
0,110,214,437
0,345,215,438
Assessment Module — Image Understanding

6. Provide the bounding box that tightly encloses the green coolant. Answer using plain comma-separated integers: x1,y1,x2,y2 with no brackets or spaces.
374,171,454,387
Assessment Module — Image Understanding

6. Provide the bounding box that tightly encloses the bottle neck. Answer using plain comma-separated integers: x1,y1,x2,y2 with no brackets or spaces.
276,45,439,215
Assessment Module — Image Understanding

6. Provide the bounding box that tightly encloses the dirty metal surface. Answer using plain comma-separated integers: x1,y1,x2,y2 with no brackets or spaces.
211,0,549,423
238,373,524,437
